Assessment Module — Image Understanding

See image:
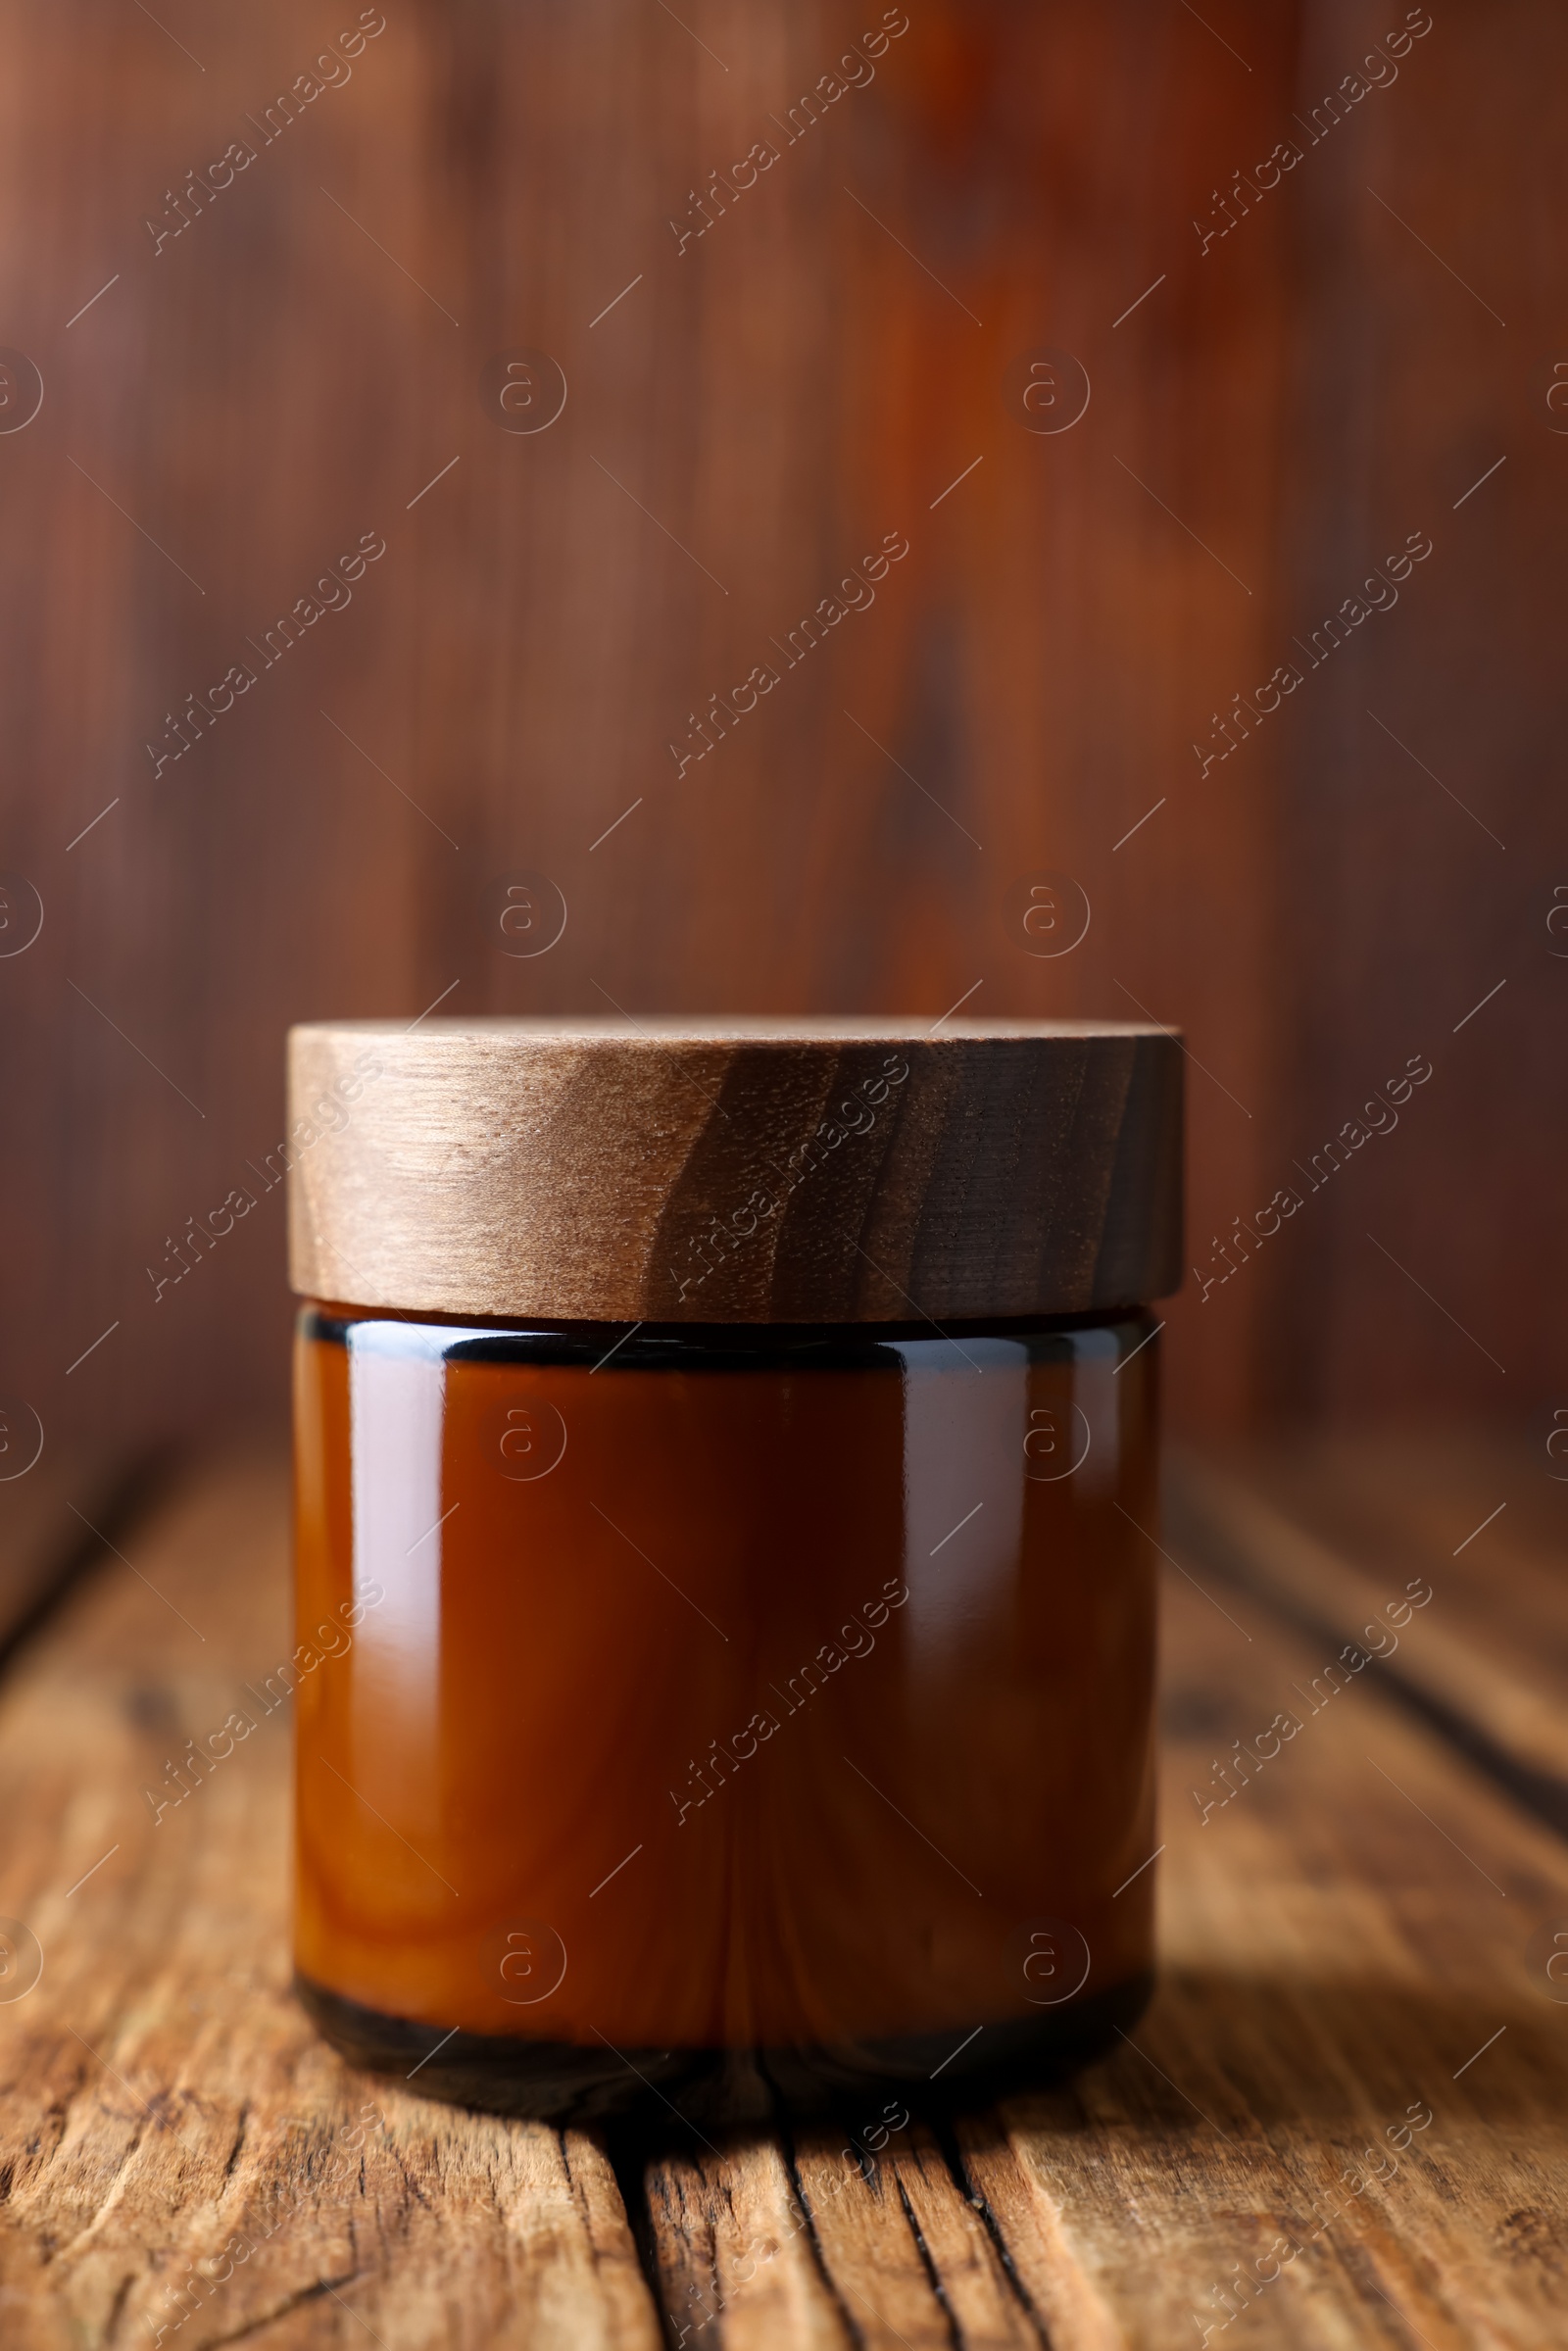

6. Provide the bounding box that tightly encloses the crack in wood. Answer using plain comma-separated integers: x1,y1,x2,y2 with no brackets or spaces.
222,2103,251,2180
779,2122,867,2350
608,2127,686,2343
895,2171,964,2349
38,2106,156,2268
102,2267,135,2344
933,2119,1053,2346
196,2266,363,2347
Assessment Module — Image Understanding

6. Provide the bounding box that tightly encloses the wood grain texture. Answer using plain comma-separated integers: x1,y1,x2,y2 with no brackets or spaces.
1170,1431,1568,1830
5,1447,1565,2345
641,2132,854,2347
286,1017,1183,1320
1257,0,1568,1427
0,1451,129,1657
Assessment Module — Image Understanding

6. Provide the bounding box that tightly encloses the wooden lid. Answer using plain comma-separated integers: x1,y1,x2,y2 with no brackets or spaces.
286,1018,1183,1324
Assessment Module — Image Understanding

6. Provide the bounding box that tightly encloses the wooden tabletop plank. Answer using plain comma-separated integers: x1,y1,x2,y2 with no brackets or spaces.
787,2119,1041,2348
1168,1437,1568,1823
641,2132,853,2348
0,1451,134,1660
1209,1428,1568,1684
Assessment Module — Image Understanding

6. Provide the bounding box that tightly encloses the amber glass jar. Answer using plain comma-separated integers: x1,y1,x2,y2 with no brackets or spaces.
287,1019,1182,2122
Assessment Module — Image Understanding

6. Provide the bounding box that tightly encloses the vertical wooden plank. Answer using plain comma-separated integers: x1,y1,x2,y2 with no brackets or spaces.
640,2118,1046,2347
954,2119,1128,2350
1256,0,1564,1421
642,2133,854,2347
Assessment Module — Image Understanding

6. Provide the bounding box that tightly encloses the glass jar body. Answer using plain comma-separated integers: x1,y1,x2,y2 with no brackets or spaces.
292,1303,1160,2122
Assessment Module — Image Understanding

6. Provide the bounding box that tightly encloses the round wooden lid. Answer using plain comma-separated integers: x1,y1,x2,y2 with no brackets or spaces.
286,1018,1183,1324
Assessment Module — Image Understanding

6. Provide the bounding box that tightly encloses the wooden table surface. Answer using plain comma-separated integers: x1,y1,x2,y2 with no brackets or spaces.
0,1431,1563,2348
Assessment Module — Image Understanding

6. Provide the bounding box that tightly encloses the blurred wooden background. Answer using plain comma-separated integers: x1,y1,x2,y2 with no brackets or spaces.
0,0,1558,1456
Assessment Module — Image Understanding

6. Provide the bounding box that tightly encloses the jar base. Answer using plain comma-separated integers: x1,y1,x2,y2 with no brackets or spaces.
294,1969,1154,2125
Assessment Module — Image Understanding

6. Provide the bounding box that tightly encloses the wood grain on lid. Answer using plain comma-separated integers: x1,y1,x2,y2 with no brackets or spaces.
286,1018,1184,1323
